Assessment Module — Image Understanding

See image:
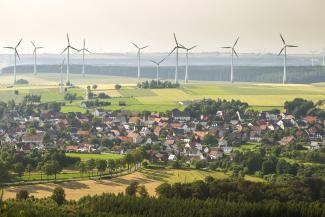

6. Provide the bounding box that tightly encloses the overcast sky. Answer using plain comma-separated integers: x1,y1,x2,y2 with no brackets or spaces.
0,0,324,54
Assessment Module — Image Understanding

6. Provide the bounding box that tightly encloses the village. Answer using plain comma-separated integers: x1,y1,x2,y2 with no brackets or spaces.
1,98,324,165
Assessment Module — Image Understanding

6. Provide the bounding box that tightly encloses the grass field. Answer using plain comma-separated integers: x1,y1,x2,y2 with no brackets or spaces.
1,73,325,112
66,153,124,161
2,168,264,200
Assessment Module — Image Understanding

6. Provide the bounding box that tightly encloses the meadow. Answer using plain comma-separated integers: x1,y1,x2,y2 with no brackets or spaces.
0,73,324,112
66,152,123,161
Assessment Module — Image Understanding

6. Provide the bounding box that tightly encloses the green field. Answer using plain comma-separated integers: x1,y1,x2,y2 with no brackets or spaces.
1,73,325,112
66,153,124,161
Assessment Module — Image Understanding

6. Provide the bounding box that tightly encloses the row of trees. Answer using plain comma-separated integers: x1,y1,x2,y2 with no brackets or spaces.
137,80,180,89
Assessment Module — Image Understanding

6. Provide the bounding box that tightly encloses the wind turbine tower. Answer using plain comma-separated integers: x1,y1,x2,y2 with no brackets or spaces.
61,33,78,84
149,55,168,86
132,42,149,83
170,33,185,84
222,37,239,83
278,34,298,84
78,39,91,78
179,44,197,83
31,41,44,75
4,38,23,85
310,50,317,67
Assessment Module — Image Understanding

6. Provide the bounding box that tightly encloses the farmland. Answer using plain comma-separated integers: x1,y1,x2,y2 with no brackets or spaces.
66,153,123,161
2,168,264,200
0,73,324,113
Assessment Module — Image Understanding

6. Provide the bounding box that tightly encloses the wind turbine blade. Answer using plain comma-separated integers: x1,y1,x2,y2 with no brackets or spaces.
167,47,177,57
67,33,70,44
287,45,298,48
141,45,149,49
60,47,68,55
70,46,78,51
173,33,178,45
149,60,158,65
84,39,86,48
16,38,23,48
31,41,36,48
233,49,239,57
233,37,239,47
3,47,14,49
280,34,286,45
15,50,21,60
37,47,44,49
131,42,139,49
85,49,92,53
221,47,232,49
189,45,197,50
278,47,285,56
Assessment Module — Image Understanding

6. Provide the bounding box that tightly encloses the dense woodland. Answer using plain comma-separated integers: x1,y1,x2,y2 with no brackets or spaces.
2,64,325,84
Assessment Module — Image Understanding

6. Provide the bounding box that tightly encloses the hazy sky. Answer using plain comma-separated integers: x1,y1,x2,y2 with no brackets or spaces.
0,0,324,54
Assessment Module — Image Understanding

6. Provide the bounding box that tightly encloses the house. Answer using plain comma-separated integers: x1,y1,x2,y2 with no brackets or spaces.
21,131,46,146
171,109,191,121
127,132,143,144
279,136,295,146
310,141,321,150
168,154,177,161
209,148,224,160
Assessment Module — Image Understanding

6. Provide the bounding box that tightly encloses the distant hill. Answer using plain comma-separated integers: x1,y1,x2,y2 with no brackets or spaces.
1,64,325,84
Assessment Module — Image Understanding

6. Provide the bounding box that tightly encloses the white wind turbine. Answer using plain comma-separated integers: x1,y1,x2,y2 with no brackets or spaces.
310,50,317,67
149,55,169,86
278,34,298,84
170,33,185,84
322,48,325,66
31,41,44,75
60,58,65,93
78,39,92,78
4,38,23,85
60,33,78,84
222,37,239,83
131,42,149,83
178,43,197,83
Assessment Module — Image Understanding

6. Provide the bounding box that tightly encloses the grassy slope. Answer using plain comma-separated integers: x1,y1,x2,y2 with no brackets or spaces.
66,153,123,161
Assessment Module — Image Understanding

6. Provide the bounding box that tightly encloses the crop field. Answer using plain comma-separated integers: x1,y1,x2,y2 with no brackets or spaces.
0,73,324,112
66,153,124,161
2,169,264,200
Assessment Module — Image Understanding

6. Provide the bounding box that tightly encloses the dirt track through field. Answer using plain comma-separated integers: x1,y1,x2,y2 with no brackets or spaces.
3,172,161,200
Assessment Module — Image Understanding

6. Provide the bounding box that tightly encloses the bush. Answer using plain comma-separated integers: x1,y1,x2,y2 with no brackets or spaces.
16,79,29,84
16,190,29,200
51,187,65,206
115,84,122,90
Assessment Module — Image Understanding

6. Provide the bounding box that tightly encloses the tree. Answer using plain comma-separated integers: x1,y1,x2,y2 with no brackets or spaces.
107,159,116,176
156,183,172,198
78,162,87,177
42,160,62,181
125,181,139,196
92,84,98,90
204,176,215,184
37,162,44,180
16,190,29,200
262,160,276,175
125,153,134,172
138,185,149,198
115,84,122,90
96,159,107,179
86,159,96,176
25,164,33,180
13,163,25,177
51,187,65,206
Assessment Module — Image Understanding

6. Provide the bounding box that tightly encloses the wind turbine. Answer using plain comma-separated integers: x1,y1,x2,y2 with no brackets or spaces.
178,44,197,83
60,58,65,93
31,41,44,75
278,34,298,84
149,55,168,86
222,37,239,83
60,33,78,84
310,50,317,66
77,39,91,78
4,38,22,85
322,47,325,66
131,42,149,83
170,33,185,84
